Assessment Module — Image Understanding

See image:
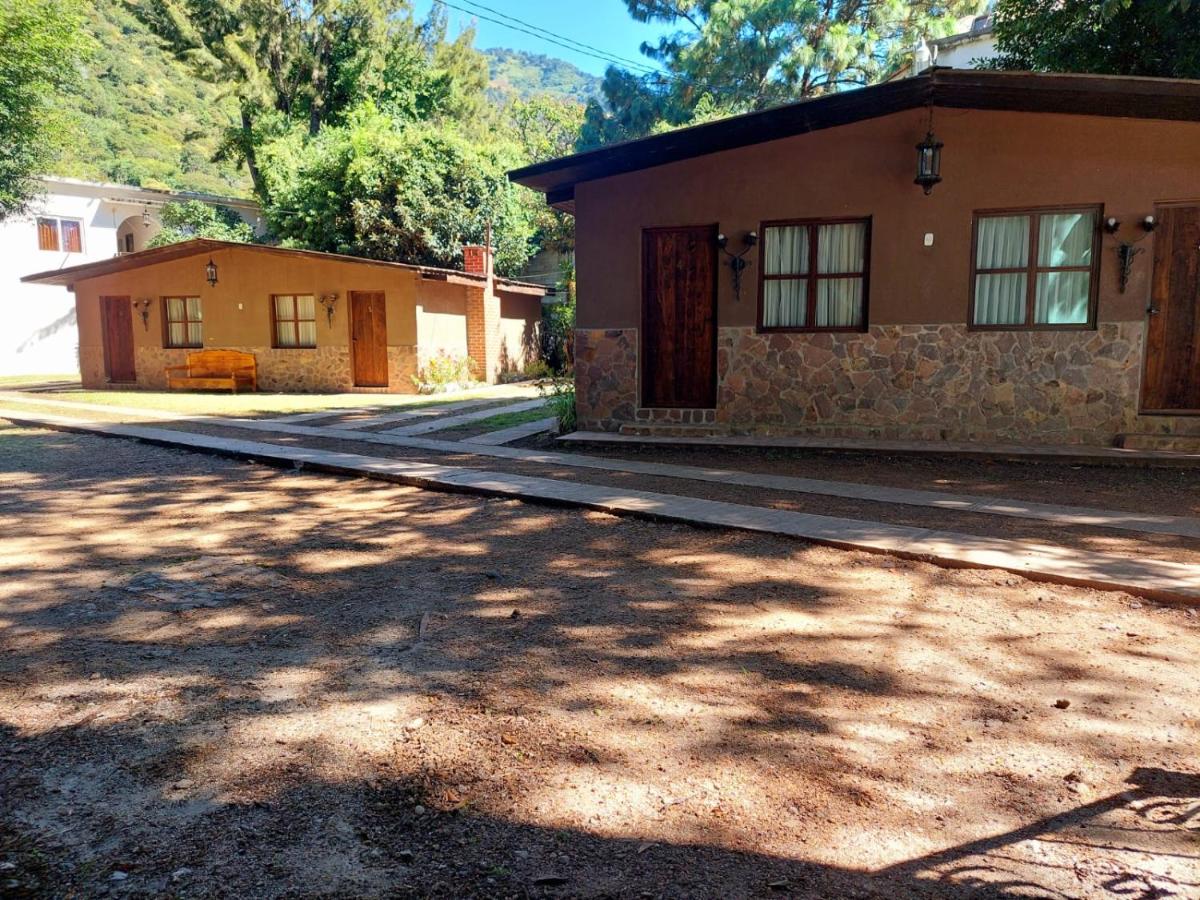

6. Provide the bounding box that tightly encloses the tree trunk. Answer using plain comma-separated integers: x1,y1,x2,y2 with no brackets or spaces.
308,29,331,136
241,108,268,201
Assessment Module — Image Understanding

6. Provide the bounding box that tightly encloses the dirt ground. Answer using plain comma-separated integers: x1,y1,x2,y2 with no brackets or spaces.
1,425,1199,899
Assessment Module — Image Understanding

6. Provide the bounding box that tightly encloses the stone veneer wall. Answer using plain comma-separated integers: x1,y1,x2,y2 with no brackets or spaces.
575,322,1200,445
81,345,420,394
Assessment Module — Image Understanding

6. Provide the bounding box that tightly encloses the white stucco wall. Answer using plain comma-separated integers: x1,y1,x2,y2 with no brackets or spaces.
0,178,261,375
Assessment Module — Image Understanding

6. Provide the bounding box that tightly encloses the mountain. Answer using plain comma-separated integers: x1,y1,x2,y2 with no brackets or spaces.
485,48,601,105
52,3,251,197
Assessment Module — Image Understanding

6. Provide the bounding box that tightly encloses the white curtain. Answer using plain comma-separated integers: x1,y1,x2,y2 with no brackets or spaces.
764,225,808,276
763,279,806,327
274,295,295,346
185,297,202,347
974,215,1029,325
296,295,317,346
1034,212,1093,324
166,297,201,346
816,223,865,326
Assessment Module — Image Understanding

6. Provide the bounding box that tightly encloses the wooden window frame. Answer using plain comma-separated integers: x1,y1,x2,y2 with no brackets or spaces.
969,204,1103,332
756,216,871,334
270,294,317,349
36,217,60,252
60,219,83,253
162,296,203,349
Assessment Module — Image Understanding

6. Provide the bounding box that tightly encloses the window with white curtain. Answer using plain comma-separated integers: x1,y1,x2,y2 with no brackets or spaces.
163,297,202,348
760,219,868,331
971,207,1100,328
272,294,317,348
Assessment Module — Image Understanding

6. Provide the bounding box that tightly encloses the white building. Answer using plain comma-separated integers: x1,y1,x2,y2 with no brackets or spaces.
893,13,998,81
1,177,261,376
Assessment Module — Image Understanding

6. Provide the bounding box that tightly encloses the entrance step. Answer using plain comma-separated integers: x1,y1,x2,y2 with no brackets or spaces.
618,424,721,438
1116,433,1200,453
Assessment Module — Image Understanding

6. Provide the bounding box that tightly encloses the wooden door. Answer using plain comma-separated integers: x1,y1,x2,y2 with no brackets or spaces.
1143,205,1200,412
100,296,135,383
642,225,718,408
350,291,388,387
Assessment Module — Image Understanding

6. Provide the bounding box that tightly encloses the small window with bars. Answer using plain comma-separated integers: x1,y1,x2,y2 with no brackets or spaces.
272,295,317,348
759,218,870,331
163,297,203,348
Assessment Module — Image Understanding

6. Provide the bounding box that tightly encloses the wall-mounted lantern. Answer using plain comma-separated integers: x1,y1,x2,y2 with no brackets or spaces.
318,292,339,326
132,297,152,330
142,206,151,228
717,230,757,302
914,130,943,195
205,257,218,287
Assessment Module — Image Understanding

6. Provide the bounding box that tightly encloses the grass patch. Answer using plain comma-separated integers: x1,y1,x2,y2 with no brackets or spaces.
0,373,77,387
464,406,552,432
19,387,535,418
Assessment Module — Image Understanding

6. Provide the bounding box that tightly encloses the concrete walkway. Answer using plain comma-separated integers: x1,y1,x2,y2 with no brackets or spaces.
463,416,558,446
4,406,1199,603
3,392,1199,540
562,431,1200,466
380,399,549,436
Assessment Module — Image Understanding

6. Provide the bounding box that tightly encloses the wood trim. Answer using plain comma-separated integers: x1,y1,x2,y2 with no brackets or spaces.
161,296,203,349
755,216,871,334
37,217,59,252
967,204,1103,332
270,294,317,349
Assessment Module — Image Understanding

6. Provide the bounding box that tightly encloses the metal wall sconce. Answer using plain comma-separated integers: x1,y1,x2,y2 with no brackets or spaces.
205,257,218,287
132,298,152,330
318,292,339,326
1106,215,1158,294
914,107,943,195
717,230,757,301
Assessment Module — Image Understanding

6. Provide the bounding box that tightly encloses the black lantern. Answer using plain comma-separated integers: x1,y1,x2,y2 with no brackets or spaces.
205,257,218,286
914,131,943,195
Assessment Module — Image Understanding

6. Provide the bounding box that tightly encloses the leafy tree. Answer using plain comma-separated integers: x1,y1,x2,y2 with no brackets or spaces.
989,0,1200,78
0,0,90,220
506,96,583,254
579,0,981,149
147,200,256,247
260,106,535,275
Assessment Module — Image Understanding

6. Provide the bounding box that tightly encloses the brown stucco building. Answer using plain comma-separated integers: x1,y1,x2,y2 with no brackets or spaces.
23,239,545,392
511,69,1200,447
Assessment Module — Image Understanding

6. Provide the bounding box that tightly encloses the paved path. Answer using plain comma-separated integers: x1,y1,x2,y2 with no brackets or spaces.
562,431,1200,466
4,393,1199,541
332,397,515,430
463,416,558,446
380,398,549,436
4,407,1199,603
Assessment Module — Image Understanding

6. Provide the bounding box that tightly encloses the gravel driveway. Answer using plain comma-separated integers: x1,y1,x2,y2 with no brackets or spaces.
1,425,1197,899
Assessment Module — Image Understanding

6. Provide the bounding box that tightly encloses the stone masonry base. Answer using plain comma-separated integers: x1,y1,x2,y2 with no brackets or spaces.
575,323,1200,446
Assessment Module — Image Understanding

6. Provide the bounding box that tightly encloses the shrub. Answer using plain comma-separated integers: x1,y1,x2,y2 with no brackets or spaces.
412,352,476,393
539,376,576,434
522,358,553,380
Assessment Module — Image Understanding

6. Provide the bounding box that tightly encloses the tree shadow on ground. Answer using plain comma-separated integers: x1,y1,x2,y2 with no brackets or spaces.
1,426,1197,898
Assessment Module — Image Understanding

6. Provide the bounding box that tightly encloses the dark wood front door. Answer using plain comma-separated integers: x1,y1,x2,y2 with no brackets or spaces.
642,225,718,408
350,291,388,387
100,296,136,383
1143,205,1200,413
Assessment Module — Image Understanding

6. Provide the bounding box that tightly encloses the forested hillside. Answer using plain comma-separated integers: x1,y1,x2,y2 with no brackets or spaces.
49,5,595,197
484,48,600,105
55,3,250,196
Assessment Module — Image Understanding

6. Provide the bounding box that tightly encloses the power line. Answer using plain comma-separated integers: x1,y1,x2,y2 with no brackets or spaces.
432,0,666,78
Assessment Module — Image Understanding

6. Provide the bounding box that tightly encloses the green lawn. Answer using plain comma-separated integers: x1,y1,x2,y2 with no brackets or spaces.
11,385,540,418
463,406,552,431
0,373,77,387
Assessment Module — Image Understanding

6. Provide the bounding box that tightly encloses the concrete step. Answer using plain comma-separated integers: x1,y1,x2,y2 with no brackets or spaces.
618,424,721,438
1116,432,1200,453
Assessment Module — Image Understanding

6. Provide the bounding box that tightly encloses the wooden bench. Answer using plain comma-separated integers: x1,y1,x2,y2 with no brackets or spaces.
165,350,257,393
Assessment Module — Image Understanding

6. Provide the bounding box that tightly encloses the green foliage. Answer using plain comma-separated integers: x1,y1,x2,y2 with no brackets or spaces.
539,258,576,374
261,106,535,275
0,0,90,220
505,96,583,254
539,377,576,434
579,0,982,150
147,200,255,247
988,0,1200,78
485,48,600,105
50,3,248,195
412,351,477,393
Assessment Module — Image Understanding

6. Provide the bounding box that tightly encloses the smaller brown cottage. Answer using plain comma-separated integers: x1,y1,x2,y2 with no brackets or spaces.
23,239,546,392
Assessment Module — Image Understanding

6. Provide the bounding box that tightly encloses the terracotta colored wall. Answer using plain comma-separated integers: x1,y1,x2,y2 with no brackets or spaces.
497,290,542,374
71,246,508,392
575,108,1200,329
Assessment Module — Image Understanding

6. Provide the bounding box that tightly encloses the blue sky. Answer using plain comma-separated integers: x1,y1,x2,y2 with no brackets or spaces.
410,0,677,77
